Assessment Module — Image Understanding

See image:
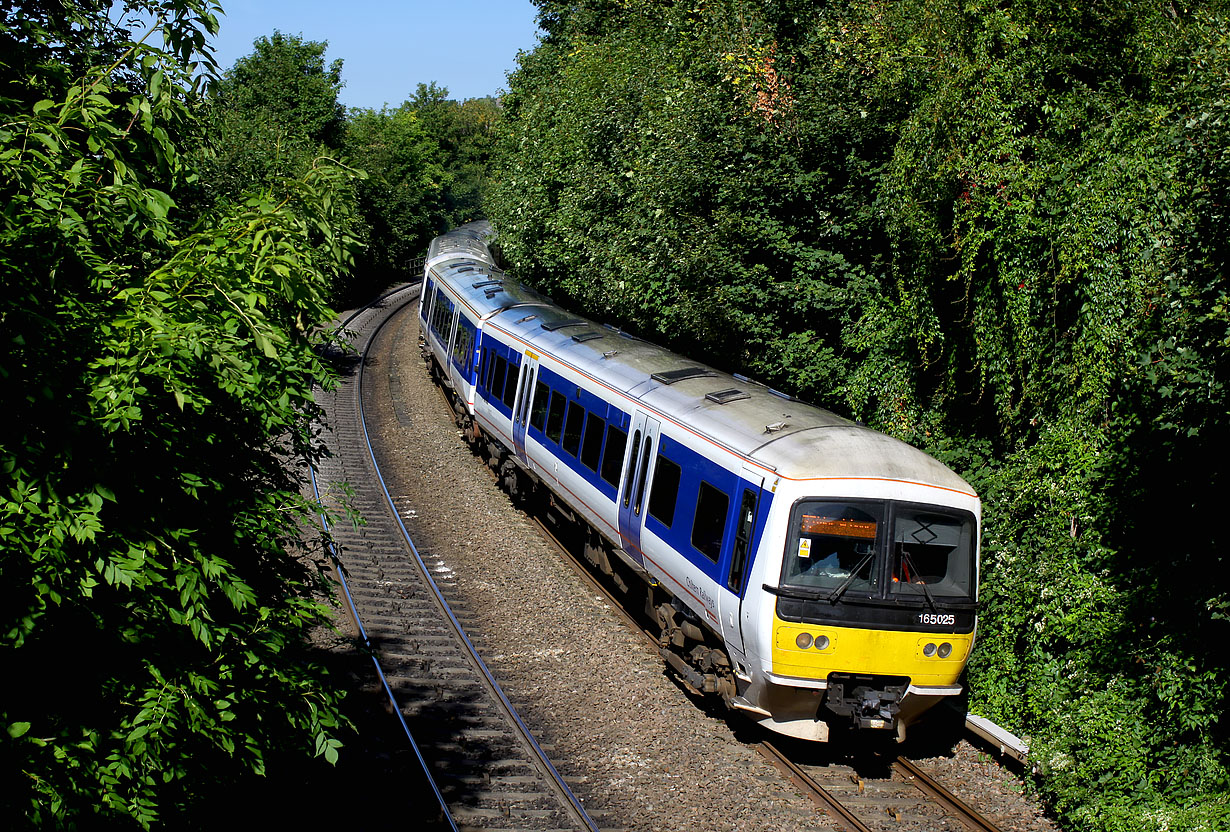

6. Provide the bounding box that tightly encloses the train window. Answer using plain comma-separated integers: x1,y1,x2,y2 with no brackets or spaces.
432,288,448,336
727,488,758,593
562,402,584,457
530,381,549,431
888,508,975,600
782,501,880,593
452,324,470,367
633,438,653,515
421,279,433,319
647,454,681,528
601,425,627,488
691,481,729,563
546,390,566,443
580,413,605,472
492,355,508,403
623,430,642,508
501,360,520,409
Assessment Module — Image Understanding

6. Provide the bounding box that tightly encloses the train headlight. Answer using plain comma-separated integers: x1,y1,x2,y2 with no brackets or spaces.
814,635,830,651
938,642,953,659
923,642,937,657
795,632,814,649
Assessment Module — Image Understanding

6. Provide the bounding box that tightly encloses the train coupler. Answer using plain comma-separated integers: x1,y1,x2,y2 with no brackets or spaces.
823,673,910,730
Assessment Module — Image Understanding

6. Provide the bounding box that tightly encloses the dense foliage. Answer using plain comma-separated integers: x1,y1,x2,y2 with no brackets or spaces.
194,32,502,299
489,0,1230,828
0,2,357,826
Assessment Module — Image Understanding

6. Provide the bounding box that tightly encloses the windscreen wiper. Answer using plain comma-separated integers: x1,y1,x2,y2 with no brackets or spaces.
899,548,939,612
761,584,826,601
825,551,876,604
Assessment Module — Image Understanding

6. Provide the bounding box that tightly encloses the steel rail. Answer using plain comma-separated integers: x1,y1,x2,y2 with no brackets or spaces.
353,289,601,832
309,283,457,832
893,755,1002,832
759,741,874,832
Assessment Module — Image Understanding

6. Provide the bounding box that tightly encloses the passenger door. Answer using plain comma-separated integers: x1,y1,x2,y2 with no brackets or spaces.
511,350,540,462
617,411,660,563
719,466,763,661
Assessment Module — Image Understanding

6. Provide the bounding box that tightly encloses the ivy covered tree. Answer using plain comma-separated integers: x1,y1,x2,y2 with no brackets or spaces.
341,101,448,297
405,82,503,223
490,0,1230,828
1,2,354,826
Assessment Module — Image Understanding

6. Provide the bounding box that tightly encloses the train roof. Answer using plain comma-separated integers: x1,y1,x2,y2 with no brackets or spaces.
426,221,497,268
427,227,976,497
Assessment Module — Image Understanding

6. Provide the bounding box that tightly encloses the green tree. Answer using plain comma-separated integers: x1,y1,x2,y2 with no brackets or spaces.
194,31,347,207
1,3,354,826
342,103,448,296
406,81,503,224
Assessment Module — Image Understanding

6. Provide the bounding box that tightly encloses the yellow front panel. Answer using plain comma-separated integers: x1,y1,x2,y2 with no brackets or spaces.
771,613,971,686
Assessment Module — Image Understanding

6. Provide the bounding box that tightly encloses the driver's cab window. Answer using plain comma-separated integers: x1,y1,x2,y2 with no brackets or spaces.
782,502,881,592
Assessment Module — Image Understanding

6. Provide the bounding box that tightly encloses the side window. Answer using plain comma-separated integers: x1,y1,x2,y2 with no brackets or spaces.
432,288,447,336
530,381,550,431
622,430,642,508
580,413,605,472
562,401,584,457
501,358,520,409
482,347,496,393
691,481,730,563
647,454,681,528
452,324,468,366
545,391,566,444
492,355,508,403
421,279,433,320
727,488,758,593
601,425,627,488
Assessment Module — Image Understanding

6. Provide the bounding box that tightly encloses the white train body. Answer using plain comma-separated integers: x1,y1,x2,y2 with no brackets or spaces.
418,224,980,742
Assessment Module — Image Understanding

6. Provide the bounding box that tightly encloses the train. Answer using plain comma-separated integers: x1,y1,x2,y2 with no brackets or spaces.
417,222,979,743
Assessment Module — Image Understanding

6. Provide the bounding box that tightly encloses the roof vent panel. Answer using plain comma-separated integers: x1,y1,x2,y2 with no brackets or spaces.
651,367,718,385
706,388,750,405
541,318,588,332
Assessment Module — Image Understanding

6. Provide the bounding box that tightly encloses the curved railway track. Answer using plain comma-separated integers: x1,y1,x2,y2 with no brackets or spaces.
311,284,600,832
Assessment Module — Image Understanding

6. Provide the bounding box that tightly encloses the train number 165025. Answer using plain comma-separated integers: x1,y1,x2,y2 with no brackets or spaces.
918,613,956,626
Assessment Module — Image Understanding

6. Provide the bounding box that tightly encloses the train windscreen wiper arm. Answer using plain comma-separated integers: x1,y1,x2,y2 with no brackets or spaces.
900,549,939,612
826,551,876,604
762,584,826,601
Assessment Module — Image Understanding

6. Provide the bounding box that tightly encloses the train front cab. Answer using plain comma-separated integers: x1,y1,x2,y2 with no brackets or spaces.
740,481,980,742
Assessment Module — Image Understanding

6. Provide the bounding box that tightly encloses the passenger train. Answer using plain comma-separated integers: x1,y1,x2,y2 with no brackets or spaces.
417,222,979,742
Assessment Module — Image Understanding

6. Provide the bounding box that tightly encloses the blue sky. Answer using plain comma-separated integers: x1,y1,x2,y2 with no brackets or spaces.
206,1,543,109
